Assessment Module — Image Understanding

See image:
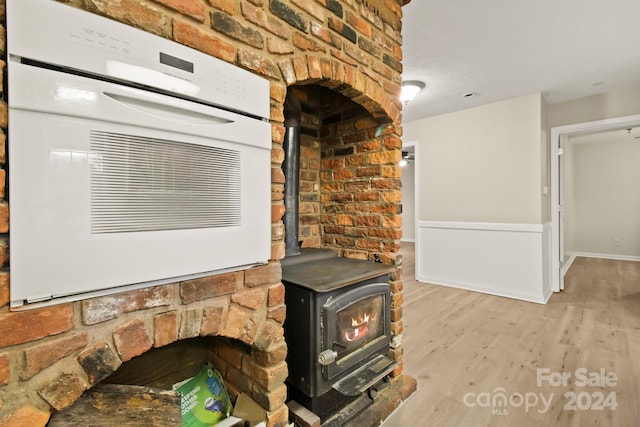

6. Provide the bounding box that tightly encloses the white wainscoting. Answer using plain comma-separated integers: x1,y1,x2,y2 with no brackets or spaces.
417,221,551,304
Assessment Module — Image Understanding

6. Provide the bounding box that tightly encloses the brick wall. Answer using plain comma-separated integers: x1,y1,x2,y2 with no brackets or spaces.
0,0,406,425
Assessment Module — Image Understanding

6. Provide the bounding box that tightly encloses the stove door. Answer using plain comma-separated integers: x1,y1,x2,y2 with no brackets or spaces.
321,282,392,381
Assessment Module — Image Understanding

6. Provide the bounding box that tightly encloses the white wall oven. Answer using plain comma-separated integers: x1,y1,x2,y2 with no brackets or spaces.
7,0,271,308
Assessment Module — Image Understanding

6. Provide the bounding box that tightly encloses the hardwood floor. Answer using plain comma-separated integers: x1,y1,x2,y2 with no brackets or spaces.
382,243,640,427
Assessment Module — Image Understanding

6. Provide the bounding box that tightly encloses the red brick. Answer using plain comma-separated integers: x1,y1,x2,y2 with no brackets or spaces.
292,32,325,52
242,359,288,390
211,11,264,49
201,303,227,336
179,308,203,339
254,319,284,351
38,371,87,411
272,123,286,145
217,341,244,369
372,178,400,190
85,0,170,37
310,21,341,49
0,304,73,348
0,202,7,233
291,0,324,21
113,319,153,362
347,10,372,37
154,311,178,347
272,203,285,223
241,1,289,39
344,42,369,66
267,36,294,54
0,131,5,164
221,304,254,343
271,102,284,123
245,262,281,288
381,164,401,178
307,55,322,79
267,404,289,427
253,341,287,366
0,406,50,427
22,333,89,380
207,0,234,14
153,0,205,22
332,214,352,226
270,81,287,104
267,284,285,307
0,102,6,130
383,214,402,229
292,56,309,82
237,49,281,79
0,353,8,386
278,59,297,85
232,288,266,310
320,57,333,79
390,306,402,322
268,306,286,324
356,166,381,177
0,169,5,198
77,341,122,385
253,382,287,411
271,242,285,261
173,19,235,63
381,137,401,151
180,271,242,304
0,272,8,307
272,222,285,240
369,228,402,239
82,286,172,325
272,166,286,184
391,319,403,336
381,190,402,203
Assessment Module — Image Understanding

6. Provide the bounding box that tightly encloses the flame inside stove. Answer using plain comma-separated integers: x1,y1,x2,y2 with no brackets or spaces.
343,312,377,342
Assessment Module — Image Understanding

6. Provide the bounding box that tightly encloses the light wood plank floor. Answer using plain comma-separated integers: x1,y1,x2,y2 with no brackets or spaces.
382,243,640,427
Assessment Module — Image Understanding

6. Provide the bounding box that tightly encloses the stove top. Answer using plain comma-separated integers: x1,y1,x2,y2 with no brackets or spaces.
281,249,395,292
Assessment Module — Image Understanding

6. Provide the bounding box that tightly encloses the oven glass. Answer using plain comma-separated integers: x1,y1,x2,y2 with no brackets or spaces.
334,294,384,357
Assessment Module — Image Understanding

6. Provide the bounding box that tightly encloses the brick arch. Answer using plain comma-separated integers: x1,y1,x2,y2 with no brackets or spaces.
277,54,401,125
3,265,288,424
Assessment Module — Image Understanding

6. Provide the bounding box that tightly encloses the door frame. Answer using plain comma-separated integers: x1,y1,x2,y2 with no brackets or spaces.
550,114,640,292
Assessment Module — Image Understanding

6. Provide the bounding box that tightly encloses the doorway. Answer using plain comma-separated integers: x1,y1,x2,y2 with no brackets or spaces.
550,114,640,292
400,141,416,242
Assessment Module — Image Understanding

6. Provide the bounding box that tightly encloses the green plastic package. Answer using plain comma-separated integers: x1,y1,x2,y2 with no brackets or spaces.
177,364,232,426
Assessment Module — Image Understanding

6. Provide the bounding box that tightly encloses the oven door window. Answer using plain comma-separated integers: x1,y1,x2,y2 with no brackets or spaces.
334,294,384,358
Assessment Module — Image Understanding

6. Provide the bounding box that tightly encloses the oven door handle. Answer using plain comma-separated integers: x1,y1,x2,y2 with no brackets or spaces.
103,91,234,126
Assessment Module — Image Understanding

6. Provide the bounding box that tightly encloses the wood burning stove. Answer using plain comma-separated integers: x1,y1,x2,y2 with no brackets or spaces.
282,249,397,425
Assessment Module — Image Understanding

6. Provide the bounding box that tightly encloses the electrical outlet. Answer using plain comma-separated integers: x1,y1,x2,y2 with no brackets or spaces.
613,238,621,247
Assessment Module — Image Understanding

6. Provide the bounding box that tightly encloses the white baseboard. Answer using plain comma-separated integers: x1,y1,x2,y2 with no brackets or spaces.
562,255,577,276
417,221,548,304
567,251,640,262
416,275,548,304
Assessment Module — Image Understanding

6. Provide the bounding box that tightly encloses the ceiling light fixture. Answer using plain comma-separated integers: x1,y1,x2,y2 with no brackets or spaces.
401,80,425,105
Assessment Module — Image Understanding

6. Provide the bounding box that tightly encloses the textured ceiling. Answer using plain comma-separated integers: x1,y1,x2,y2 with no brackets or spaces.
401,0,640,123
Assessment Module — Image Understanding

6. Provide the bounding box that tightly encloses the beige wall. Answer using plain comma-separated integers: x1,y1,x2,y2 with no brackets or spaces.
564,131,640,257
400,159,415,240
405,93,545,224
540,97,550,222
548,85,640,128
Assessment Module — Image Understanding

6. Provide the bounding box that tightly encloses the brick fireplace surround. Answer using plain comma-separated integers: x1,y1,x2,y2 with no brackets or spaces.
0,0,414,425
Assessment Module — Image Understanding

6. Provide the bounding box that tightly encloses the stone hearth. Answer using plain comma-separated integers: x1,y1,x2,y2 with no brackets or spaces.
0,1,410,426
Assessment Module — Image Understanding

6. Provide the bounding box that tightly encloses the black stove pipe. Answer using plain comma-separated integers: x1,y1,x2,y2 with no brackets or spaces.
283,92,302,257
